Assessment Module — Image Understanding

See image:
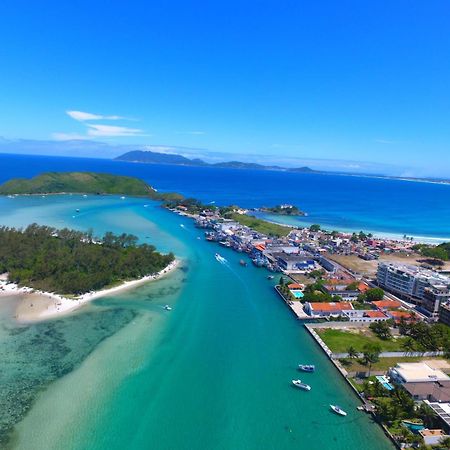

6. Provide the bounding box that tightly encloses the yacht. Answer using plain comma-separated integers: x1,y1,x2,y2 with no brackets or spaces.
292,380,311,391
298,364,315,373
330,405,347,416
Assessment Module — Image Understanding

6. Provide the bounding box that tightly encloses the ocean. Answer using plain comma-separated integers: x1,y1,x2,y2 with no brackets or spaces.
0,194,394,450
0,153,449,241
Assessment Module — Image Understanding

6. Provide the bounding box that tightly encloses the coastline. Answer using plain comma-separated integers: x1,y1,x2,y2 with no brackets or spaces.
0,259,180,323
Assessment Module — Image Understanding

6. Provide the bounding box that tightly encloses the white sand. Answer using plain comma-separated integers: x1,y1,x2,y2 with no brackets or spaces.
0,259,180,323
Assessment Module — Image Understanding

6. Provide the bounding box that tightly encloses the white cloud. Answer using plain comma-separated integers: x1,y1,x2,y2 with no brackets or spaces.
86,124,146,137
66,110,128,122
51,132,90,141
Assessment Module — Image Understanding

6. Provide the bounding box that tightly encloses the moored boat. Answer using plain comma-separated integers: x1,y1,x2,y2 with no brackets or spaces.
164,305,172,311
330,404,347,416
298,364,315,372
292,380,311,391
239,259,247,266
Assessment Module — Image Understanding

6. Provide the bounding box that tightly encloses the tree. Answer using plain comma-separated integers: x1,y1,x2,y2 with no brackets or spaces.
365,288,385,301
347,346,359,360
369,321,392,340
361,344,381,377
309,224,321,232
438,436,450,449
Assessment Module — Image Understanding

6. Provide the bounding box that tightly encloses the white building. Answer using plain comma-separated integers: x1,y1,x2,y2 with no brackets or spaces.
388,362,450,384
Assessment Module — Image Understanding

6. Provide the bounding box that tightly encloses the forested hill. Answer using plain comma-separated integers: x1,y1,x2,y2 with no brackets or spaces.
0,172,155,196
0,224,174,295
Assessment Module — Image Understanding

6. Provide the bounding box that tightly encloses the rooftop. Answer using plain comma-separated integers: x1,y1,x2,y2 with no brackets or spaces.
391,362,450,383
372,299,402,309
309,302,353,312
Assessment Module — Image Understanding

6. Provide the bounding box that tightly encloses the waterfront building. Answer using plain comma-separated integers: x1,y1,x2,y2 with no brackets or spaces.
274,253,315,272
418,429,450,447
377,262,450,303
388,362,450,384
304,301,353,318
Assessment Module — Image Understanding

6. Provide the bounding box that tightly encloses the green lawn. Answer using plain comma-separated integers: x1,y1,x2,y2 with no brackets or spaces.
316,328,409,353
342,356,446,373
228,213,291,237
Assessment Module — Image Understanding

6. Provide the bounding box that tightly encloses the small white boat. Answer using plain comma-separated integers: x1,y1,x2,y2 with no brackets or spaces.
120,196,126,200
330,405,347,416
298,364,315,373
215,253,226,263
164,305,172,311
292,380,311,391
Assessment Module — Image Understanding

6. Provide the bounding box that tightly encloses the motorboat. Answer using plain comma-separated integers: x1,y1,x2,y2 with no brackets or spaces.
292,380,311,391
267,275,274,280
215,253,226,263
330,405,347,416
239,259,247,266
298,364,315,373
164,305,172,311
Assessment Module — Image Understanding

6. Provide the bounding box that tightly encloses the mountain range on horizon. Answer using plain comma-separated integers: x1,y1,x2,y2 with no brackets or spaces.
114,150,317,173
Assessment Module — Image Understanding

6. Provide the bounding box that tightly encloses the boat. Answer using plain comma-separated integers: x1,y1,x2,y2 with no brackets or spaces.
239,259,247,267
215,253,226,263
164,305,172,311
298,364,315,372
267,275,274,280
120,196,126,200
330,405,347,416
75,208,80,213
292,380,311,391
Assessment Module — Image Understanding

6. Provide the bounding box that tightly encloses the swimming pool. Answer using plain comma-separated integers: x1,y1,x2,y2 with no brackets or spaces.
291,290,304,299
375,375,394,391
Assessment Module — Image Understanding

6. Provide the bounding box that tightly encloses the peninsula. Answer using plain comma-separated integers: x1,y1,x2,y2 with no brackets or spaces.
260,204,305,216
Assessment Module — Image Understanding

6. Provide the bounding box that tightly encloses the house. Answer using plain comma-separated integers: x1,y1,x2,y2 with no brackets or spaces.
424,402,450,433
274,253,315,272
372,299,402,310
343,310,389,323
388,362,450,384
386,309,418,323
304,302,353,318
418,429,449,446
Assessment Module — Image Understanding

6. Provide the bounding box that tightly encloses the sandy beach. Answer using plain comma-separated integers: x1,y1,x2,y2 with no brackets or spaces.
0,259,180,323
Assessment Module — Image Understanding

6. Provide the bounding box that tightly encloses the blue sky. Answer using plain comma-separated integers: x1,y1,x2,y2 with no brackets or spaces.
1,1,450,176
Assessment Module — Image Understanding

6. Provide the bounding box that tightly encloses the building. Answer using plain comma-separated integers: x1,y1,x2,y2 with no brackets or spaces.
418,429,449,446
304,302,353,318
403,380,450,402
377,262,450,303
439,303,450,327
343,310,389,323
386,309,419,323
274,253,315,272
388,362,450,384
372,299,402,310
424,402,450,433
423,286,450,320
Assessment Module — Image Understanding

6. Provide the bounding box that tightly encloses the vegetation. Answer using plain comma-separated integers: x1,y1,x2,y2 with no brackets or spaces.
0,224,174,295
397,319,450,353
359,287,385,302
261,204,305,216
225,212,291,237
412,242,450,261
316,328,408,353
309,224,321,232
369,321,394,340
341,356,448,373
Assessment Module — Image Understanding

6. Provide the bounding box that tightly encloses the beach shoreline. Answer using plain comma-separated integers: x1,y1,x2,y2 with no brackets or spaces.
0,259,180,323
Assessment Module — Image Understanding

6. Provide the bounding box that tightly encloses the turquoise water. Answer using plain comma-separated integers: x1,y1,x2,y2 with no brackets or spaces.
0,195,394,449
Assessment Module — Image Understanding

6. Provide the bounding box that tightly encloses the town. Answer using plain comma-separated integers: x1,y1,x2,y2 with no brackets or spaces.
173,202,450,449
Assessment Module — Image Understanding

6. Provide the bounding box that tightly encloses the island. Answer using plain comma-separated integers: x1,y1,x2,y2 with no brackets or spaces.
0,172,181,321
260,204,305,216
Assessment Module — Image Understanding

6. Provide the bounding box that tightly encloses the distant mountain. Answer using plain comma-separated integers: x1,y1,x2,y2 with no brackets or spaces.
115,150,316,173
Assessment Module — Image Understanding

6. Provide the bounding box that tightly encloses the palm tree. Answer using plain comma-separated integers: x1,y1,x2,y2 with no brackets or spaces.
361,344,381,377
347,346,359,360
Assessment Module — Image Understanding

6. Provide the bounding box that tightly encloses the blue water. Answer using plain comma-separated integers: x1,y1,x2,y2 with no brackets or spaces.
0,153,449,241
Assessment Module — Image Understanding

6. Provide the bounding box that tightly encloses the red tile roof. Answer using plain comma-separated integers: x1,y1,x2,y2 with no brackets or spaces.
288,283,303,290
364,310,388,319
372,299,402,309
358,282,370,293
310,302,353,312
